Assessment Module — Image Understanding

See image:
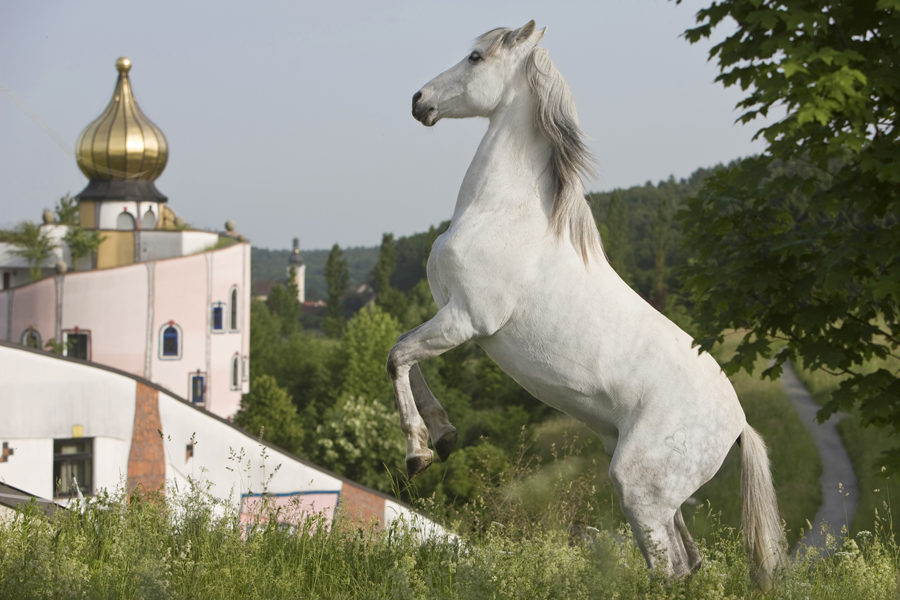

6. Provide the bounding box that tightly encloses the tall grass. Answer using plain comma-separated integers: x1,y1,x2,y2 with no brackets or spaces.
1,486,897,599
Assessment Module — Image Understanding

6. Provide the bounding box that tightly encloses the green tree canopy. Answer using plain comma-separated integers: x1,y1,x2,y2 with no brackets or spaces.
679,1,900,467
234,374,305,453
54,194,79,226
312,394,405,492
265,276,301,338
339,304,402,403
6,221,58,281
373,233,407,321
64,227,105,271
323,243,349,338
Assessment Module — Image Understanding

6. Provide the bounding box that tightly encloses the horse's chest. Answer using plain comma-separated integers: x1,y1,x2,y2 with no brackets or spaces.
426,226,520,308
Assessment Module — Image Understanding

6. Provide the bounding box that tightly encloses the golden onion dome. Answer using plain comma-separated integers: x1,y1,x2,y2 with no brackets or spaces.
75,57,168,181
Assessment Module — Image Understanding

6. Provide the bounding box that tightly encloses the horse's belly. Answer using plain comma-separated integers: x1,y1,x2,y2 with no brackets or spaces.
477,331,619,430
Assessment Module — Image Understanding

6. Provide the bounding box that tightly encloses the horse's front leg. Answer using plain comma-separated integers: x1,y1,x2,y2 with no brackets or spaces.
410,364,458,462
387,306,476,478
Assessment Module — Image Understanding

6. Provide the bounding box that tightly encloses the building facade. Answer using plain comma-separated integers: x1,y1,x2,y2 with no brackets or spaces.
0,343,443,536
0,57,250,418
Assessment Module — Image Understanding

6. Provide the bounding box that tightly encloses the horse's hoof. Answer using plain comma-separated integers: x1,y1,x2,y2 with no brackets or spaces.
406,453,433,479
435,429,458,462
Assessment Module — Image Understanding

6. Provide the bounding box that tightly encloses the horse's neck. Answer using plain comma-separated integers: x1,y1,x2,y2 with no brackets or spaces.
453,99,553,220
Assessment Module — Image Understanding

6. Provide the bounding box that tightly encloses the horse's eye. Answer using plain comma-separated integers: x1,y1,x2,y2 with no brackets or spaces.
468,51,483,64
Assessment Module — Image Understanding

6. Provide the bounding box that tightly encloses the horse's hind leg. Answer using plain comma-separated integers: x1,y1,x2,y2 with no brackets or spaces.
675,508,702,573
610,448,693,577
410,364,457,461
621,502,691,577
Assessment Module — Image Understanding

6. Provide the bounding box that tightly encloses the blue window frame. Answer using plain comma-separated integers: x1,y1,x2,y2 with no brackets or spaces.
190,374,206,405
162,326,178,356
211,303,224,331
159,322,182,359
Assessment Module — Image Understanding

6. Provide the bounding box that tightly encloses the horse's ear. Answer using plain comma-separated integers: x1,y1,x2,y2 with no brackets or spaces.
515,20,537,43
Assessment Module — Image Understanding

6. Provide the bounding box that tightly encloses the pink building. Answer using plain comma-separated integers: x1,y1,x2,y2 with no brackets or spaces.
0,57,249,419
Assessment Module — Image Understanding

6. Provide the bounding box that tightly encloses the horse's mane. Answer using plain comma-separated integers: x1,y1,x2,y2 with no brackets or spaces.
478,28,604,265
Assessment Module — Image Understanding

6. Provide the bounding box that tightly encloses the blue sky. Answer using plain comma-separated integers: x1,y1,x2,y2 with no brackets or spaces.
1,0,765,250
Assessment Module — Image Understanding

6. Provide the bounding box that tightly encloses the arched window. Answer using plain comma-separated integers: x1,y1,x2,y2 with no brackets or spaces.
21,327,41,349
159,322,182,359
229,286,239,331
231,354,240,390
141,207,157,229
116,211,135,230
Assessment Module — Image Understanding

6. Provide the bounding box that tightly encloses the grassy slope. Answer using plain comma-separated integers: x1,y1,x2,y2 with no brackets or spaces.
3,488,897,599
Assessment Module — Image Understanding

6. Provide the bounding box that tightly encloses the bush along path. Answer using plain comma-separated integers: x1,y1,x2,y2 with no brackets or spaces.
782,361,858,553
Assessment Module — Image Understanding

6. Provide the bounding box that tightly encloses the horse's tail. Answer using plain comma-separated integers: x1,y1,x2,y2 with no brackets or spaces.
740,424,787,590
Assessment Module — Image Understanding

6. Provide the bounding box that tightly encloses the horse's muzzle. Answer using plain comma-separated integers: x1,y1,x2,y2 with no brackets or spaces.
412,90,438,126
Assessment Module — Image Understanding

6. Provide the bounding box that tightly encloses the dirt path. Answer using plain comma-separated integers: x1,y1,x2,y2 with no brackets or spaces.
781,362,858,552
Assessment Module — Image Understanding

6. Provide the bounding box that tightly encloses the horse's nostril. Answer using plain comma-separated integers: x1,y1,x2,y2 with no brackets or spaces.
412,91,422,106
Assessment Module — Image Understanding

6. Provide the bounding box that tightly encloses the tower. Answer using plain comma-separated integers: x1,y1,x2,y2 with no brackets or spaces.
75,57,170,233
288,237,306,304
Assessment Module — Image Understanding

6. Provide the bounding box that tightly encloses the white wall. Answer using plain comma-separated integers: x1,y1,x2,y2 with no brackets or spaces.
138,230,219,262
0,439,53,499
0,346,136,500
0,344,447,538
158,394,344,510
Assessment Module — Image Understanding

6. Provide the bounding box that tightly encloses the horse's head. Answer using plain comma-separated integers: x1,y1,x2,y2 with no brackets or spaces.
412,20,546,126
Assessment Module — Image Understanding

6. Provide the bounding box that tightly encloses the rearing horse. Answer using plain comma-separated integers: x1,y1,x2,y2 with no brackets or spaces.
389,20,786,587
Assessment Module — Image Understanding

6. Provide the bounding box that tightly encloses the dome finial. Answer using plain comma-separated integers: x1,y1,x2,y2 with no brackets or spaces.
75,56,168,185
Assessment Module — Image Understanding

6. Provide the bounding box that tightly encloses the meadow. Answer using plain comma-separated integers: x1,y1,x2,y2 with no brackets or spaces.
3,352,898,599
1,484,897,600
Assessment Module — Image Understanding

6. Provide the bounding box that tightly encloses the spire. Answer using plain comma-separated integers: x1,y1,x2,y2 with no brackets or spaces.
289,237,305,266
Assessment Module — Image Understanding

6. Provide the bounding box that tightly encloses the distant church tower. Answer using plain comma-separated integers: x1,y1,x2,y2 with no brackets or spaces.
288,237,305,303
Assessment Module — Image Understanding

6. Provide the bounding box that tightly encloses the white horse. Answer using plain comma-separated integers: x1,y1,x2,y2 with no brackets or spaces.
389,20,786,588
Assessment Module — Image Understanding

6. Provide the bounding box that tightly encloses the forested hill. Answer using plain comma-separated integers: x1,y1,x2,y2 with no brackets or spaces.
251,165,719,309
585,166,715,307
252,246,378,300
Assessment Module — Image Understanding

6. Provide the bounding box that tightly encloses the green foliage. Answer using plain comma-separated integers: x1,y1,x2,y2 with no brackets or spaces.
313,395,405,492
54,193,78,226
339,304,402,402
234,374,305,453
587,171,709,304
680,1,900,468
390,222,448,292
796,356,900,538
597,191,635,282
264,280,301,338
63,226,105,271
3,481,898,599
5,221,58,280
248,299,338,447
323,243,349,338
373,233,408,321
